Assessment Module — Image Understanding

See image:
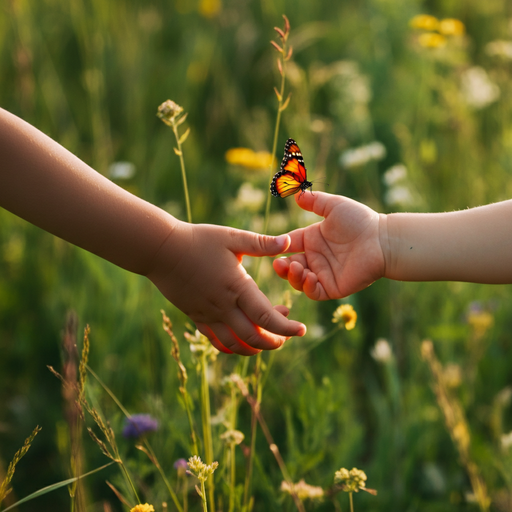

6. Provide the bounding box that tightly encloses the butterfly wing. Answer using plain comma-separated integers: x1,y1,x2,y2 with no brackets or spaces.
271,169,304,198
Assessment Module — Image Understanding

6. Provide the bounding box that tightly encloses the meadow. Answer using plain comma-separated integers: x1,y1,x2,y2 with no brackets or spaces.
1,0,512,510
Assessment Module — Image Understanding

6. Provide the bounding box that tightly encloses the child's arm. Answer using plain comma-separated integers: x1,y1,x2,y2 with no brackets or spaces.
0,108,306,355
273,191,512,300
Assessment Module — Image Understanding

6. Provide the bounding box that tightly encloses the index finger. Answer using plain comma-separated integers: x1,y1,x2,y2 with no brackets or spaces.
237,279,306,337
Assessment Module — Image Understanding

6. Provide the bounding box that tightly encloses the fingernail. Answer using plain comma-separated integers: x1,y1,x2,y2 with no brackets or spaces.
274,235,288,247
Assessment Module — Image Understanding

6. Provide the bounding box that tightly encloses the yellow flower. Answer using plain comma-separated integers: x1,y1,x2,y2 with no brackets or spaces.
467,311,494,337
130,505,155,512
199,0,221,18
438,18,465,36
332,304,357,330
418,32,446,48
410,14,439,31
225,147,274,170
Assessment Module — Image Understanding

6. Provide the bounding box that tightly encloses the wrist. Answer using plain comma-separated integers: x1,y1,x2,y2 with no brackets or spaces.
378,212,400,280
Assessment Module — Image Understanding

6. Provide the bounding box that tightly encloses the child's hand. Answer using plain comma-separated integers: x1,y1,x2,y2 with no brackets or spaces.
273,192,386,300
147,222,306,356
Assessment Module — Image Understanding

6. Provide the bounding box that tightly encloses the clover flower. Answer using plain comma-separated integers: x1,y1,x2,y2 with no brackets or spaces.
130,505,155,512
332,304,357,330
334,467,367,493
122,414,158,439
280,479,324,501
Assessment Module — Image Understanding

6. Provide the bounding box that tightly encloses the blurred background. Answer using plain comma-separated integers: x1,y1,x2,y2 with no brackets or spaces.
1,0,512,510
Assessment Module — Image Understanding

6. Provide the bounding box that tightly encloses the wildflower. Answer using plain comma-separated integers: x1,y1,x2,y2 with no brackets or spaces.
225,147,273,170
443,364,462,388
122,414,158,439
370,338,392,363
438,18,465,36
501,431,512,450
280,479,324,501
174,458,189,476
332,304,357,330
467,304,494,337
460,67,500,109
184,329,219,359
335,467,367,492
339,141,386,169
385,185,414,207
220,429,245,446
233,183,266,212
130,505,155,512
199,0,221,18
108,161,136,180
418,32,446,48
157,100,184,125
187,455,219,483
410,14,439,31
383,164,407,186
485,40,512,60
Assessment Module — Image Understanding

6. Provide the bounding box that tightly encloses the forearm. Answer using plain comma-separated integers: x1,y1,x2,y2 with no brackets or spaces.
0,108,177,276
382,201,512,284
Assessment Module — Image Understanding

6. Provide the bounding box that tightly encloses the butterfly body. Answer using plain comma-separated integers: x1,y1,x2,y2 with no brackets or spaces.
271,138,312,198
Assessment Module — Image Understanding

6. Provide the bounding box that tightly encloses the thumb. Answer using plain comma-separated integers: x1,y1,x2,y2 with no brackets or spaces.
232,232,291,257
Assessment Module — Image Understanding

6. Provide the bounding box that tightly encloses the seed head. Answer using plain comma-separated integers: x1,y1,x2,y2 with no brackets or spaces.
157,100,184,125
334,467,367,493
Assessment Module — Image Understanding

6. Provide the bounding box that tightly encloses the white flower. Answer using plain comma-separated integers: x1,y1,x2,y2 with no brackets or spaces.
108,161,136,180
485,40,512,60
339,142,386,169
460,67,500,109
384,185,414,207
501,431,512,450
383,164,407,186
370,338,392,363
235,183,265,212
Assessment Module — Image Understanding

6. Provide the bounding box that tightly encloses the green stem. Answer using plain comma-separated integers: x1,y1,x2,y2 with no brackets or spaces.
144,441,184,512
243,353,262,509
200,352,215,512
183,388,200,456
228,385,239,512
262,51,287,237
349,491,354,512
201,480,208,512
118,460,140,505
172,122,192,223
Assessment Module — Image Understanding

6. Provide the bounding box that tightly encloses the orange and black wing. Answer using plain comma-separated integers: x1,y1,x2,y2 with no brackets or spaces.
270,138,312,198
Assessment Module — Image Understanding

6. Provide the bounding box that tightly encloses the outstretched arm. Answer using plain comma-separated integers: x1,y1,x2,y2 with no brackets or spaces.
273,191,512,300
0,108,306,355
384,202,512,283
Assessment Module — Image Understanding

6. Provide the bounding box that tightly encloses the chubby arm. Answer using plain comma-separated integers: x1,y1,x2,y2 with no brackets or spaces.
274,192,512,301
383,201,512,283
0,108,306,355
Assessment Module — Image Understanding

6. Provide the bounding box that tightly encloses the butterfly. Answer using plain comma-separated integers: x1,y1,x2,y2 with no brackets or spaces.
270,138,312,198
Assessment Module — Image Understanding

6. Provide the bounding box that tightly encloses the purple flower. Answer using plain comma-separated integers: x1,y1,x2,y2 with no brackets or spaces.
174,458,188,470
123,414,158,439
